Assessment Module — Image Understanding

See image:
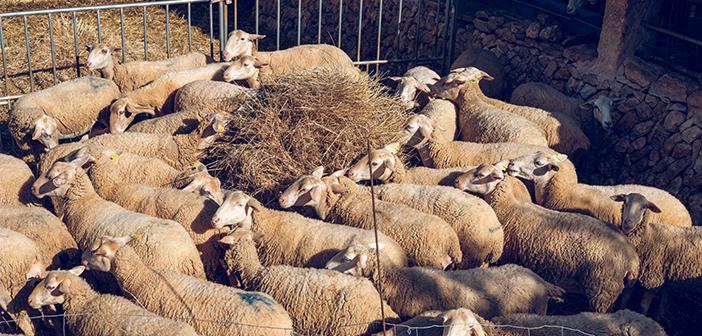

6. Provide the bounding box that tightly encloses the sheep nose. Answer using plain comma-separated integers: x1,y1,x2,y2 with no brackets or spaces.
211,217,221,227
223,51,232,61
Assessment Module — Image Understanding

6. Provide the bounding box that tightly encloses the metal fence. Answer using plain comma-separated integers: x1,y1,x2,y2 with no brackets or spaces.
0,0,457,106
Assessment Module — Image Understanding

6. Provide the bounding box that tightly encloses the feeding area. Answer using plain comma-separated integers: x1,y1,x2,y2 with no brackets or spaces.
0,0,700,335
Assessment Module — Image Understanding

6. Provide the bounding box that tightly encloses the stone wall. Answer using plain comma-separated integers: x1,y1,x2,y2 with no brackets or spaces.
454,10,702,225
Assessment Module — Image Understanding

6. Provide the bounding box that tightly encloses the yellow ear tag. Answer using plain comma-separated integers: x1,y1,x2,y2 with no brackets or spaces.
389,144,401,155
215,123,226,132
555,153,567,161
499,162,509,170
193,162,202,168
110,153,119,161
131,231,143,242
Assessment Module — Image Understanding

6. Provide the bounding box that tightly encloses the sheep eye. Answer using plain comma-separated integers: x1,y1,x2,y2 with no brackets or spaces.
240,37,245,41
46,284,56,291
101,49,108,54
371,162,379,166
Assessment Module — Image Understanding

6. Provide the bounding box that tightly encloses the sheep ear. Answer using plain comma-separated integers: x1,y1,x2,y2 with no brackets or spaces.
31,126,44,140
383,143,401,155
71,153,92,168
330,182,348,194
68,266,86,276
416,81,431,93
128,103,156,116
84,44,93,52
610,194,626,202
647,202,662,213
246,197,264,212
418,123,433,140
366,242,385,250
495,160,510,172
248,34,266,41
611,98,625,104
219,235,236,245
330,169,347,178
388,76,402,82
57,278,73,294
181,179,202,193
554,153,568,162
253,58,269,68
52,171,71,187
112,236,133,247
311,166,325,179
479,70,495,80
383,156,396,172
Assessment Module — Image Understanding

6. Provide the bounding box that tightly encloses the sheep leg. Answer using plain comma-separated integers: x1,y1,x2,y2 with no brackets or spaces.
583,276,622,313
639,290,657,315
616,285,635,310
651,289,668,320
480,262,489,269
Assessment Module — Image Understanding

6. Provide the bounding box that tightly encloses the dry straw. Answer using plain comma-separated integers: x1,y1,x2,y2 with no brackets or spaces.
207,67,410,205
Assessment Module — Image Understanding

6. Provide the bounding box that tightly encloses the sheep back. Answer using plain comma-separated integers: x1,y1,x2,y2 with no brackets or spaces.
259,44,358,77
426,141,556,169
127,109,201,135
174,80,250,113
420,98,457,143
112,52,207,92
510,82,587,125
0,154,37,206
458,101,548,146
450,48,505,99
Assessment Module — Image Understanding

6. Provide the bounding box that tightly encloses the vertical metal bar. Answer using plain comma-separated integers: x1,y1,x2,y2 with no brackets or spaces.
96,10,102,43
73,11,80,77
209,3,214,58
48,14,57,85
276,0,281,50
223,1,228,45
120,8,126,62
297,0,302,45
442,0,455,74
187,3,192,52
356,0,364,65
143,6,149,60
338,0,344,48
375,0,383,74
255,0,259,43
433,0,442,59
394,0,403,60
412,0,423,65
234,0,238,30
318,0,323,44
218,1,226,60
166,4,171,58
23,16,34,92
0,17,9,97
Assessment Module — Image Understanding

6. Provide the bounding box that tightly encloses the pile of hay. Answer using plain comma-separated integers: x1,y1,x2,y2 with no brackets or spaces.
207,67,410,205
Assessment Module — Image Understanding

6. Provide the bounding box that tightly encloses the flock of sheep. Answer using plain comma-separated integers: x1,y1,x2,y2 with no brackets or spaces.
0,27,696,336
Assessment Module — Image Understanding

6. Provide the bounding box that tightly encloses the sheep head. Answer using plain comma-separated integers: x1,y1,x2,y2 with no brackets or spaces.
454,162,508,195
27,266,85,309
219,227,261,246
32,152,92,199
388,75,431,108
31,115,60,151
399,114,442,148
506,152,568,182
583,95,622,131
223,55,266,88
181,169,225,205
325,242,384,277
437,309,486,336
211,190,263,229
197,112,230,150
109,98,154,134
430,67,493,103
346,144,400,183
81,236,132,273
85,43,119,71
222,30,266,61
610,193,662,234
566,0,587,15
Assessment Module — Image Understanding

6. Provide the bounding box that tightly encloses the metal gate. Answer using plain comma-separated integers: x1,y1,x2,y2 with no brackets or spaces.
0,0,456,105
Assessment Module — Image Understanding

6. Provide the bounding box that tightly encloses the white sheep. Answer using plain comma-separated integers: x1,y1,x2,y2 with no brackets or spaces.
417,98,457,144
32,154,206,278
0,227,44,336
126,108,202,135
211,190,408,269
388,66,440,107
507,151,694,227
455,165,640,312
430,68,549,147
611,193,702,314
81,236,294,336
85,43,208,92
450,47,506,99
326,242,564,320
0,154,37,206
27,267,200,336
173,79,253,113
8,76,119,151
376,308,486,336
220,228,399,335
279,167,463,269
346,145,503,269
108,62,230,133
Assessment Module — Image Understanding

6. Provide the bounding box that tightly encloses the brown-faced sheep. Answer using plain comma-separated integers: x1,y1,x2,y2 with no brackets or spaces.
450,47,506,99
32,154,205,278
507,151,693,227
8,76,119,151
326,242,564,320
388,66,440,108
220,228,399,335
455,166,640,313
279,167,463,269
611,193,702,313
173,79,253,113
81,236,293,336
27,267,200,336
0,154,37,206
86,43,207,92
109,62,230,133
430,68,549,147
211,190,407,269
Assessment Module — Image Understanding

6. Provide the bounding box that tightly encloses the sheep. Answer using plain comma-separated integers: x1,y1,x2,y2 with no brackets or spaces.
454,165,640,312
32,154,206,278
8,76,119,151
85,43,208,92
510,82,621,131
611,193,702,313
81,236,293,336
173,79,253,113
87,111,229,170
400,115,558,168
489,310,666,336
211,190,408,269
417,98,457,144
108,62,230,133
0,154,37,206
430,68,549,147
346,145,503,269
0,205,78,270
507,151,693,227
567,0,601,15
376,308,486,336
222,30,358,76
450,47,506,99
326,242,564,320
279,167,463,269
126,108,203,135
27,267,200,336
220,228,399,335
388,66,440,108
0,228,44,336
468,73,590,154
